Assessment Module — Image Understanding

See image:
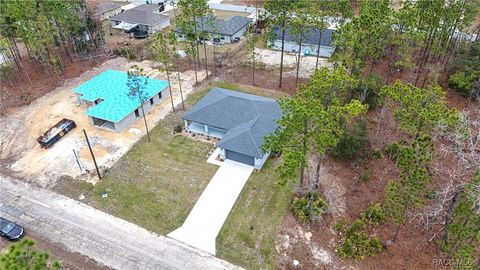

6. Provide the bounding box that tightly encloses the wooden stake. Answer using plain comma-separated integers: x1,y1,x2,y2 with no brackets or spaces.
83,129,101,180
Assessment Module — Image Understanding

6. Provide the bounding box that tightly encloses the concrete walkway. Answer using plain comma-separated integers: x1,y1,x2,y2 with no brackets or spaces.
168,160,253,255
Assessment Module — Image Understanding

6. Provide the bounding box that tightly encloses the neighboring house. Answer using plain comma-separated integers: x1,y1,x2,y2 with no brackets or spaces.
270,26,336,58
74,70,170,132
110,4,170,35
175,15,253,44
94,1,122,21
183,88,281,169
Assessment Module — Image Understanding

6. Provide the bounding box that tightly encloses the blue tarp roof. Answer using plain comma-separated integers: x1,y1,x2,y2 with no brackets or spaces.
74,69,169,123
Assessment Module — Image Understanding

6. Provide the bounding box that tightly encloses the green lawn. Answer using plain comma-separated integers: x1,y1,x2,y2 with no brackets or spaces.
57,112,218,234
55,82,293,269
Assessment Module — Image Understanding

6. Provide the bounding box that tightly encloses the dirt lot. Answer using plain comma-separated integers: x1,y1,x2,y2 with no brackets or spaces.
254,48,332,79
0,57,208,187
211,9,252,19
0,50,103,116
218,48,332,95
273,93,479,270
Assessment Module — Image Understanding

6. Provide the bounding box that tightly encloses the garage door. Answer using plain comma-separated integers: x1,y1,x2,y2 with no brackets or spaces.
225,150,254,166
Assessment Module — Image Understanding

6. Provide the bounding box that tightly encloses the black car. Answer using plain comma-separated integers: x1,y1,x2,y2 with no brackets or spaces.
0,217,24,241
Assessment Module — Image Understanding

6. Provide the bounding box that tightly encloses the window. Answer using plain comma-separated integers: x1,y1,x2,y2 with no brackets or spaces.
158,92,162,99
150,97,154,105
135,109,140,118
221,36,225,40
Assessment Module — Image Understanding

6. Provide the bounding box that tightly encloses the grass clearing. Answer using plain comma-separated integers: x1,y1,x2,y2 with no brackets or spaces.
217,159,294,269
56,112,218,234
55,82,293,269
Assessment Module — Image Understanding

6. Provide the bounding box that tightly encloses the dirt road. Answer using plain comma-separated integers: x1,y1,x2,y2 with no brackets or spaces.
0,175,243,270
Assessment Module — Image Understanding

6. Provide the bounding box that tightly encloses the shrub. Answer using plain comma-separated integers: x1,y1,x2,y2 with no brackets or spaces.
448,42,480,101
330,120,368,160
448,71,480,101
361,170,371,182
336,219,383,259
291,192,328,222
370,149,383,159
334,218,347,232
383,141,405,161
425,189,437,200
361,203,387,225
352,75,384,109
127,49,137,60
173,125,182,134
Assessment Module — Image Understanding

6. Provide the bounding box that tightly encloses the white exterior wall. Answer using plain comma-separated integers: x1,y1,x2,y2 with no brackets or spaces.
271,40,335,58
99,7,122,21
254,152,270,170
111,19,170,35
220,35,232,44
230,26,248,41
175,24,248,45
147,19,170,34
176,33,232,44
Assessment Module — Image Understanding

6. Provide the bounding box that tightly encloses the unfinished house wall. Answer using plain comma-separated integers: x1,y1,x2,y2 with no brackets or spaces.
114,111,137,132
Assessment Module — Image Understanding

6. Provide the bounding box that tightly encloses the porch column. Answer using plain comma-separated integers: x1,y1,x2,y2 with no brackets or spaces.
184,120,189,131
204,124,209,134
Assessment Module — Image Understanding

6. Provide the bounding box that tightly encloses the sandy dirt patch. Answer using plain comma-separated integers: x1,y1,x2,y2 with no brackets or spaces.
0,57,207,187
254,48,333,79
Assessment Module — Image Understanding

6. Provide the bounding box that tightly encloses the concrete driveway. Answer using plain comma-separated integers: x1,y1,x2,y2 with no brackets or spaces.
168,160,253,255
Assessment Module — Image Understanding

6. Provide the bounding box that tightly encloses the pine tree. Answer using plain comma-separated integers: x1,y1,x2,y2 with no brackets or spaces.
384,135,435,242
381,81,459,137
264,67,367,185
442,172,480,269
151,32,175,112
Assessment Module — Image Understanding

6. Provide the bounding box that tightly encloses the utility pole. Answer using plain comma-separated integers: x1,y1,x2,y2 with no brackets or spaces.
83,129,101,180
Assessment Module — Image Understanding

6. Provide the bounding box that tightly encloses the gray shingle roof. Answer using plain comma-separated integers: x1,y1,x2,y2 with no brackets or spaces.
183,88,281,158
110,4,169,26
272,26,335,47
95,1,122,15
177,15,252,36
131,3,162,13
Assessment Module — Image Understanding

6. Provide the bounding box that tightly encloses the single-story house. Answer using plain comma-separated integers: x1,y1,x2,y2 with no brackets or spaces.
175,15,253,44
183,88,281,169
74,69,170,132
94,1,122,21
110,4,170,35
270,26,336,58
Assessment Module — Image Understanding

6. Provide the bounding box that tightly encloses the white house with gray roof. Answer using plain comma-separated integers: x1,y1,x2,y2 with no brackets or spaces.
110,4,170,35
183,88,281,169
270,26,336,58
175,15,253,44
